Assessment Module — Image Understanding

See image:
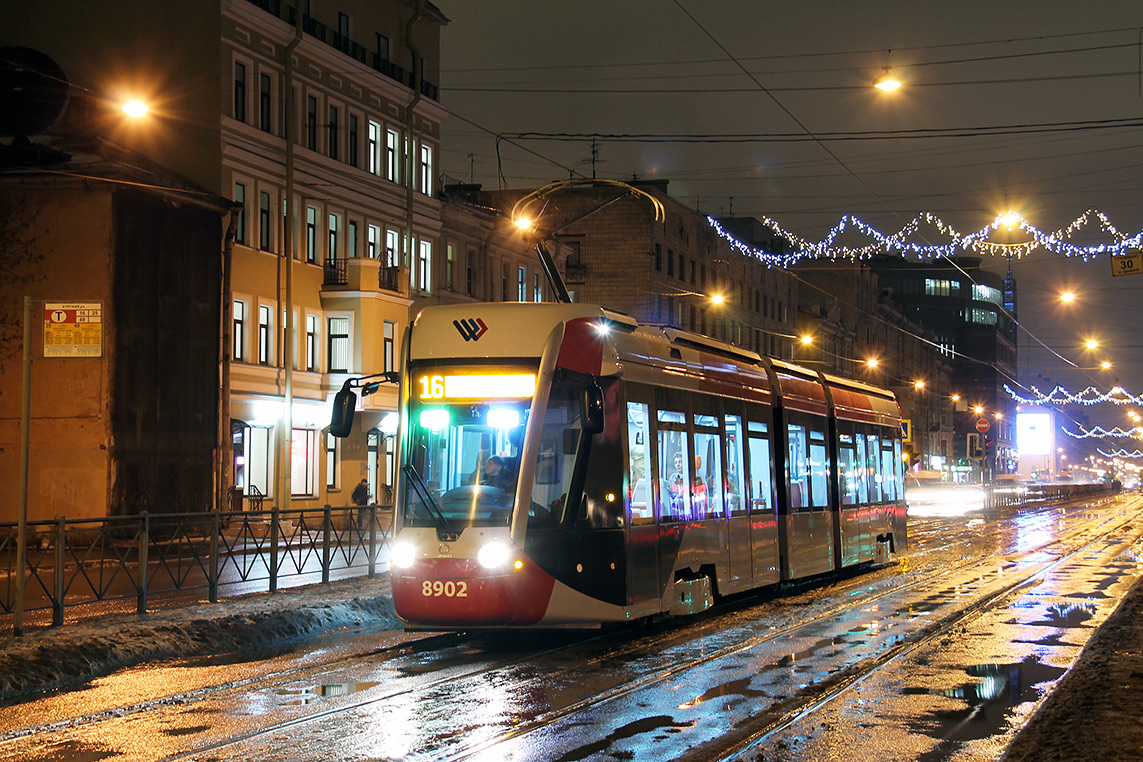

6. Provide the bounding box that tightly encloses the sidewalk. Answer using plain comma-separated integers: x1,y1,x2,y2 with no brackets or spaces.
0,572,398,701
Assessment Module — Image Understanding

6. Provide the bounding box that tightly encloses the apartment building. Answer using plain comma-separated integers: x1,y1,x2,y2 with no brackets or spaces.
4,0,449,512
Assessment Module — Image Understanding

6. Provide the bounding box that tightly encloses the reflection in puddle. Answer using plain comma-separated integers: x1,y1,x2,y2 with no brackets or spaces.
275,681,380,706
904,657,1066,761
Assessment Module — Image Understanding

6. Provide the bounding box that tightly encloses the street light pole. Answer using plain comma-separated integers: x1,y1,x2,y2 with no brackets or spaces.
15,296,32,636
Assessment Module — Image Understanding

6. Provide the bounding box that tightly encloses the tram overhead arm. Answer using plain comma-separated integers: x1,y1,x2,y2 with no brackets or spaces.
329,372,401,437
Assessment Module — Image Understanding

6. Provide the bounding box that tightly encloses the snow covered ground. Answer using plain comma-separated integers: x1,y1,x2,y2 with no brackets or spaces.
0,573,399,701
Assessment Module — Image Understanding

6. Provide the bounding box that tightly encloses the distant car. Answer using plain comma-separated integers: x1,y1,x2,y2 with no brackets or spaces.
905,472,984,515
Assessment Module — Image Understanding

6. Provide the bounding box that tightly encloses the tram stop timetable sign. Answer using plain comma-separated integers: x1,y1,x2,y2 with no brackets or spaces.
975,418,991,433
43,302,103,358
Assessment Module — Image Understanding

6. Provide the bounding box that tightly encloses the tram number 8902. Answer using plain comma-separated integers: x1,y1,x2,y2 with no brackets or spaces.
422,580,469,598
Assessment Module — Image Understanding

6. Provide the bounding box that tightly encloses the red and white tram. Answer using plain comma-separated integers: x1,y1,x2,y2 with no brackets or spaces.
341,302,906,629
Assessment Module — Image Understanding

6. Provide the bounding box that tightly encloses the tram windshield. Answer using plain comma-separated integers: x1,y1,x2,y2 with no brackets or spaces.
402,366,540,530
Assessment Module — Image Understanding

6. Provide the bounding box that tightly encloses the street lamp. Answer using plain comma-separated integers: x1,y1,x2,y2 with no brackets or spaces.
872,67,902,91
121,99,148,117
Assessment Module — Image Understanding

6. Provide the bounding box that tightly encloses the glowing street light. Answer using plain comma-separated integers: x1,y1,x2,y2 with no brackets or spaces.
865,357,879,368
1084,338,1099,349
1059,291,1076,303
872,67,902,91
709,294,725,305
973,405,984,415
1101,360,1113,370
121,99,148,117
913,380,925,391
800,335,813,345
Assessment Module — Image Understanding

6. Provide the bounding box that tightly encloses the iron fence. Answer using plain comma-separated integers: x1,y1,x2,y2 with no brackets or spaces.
985,481,1117,509
1,504,392,631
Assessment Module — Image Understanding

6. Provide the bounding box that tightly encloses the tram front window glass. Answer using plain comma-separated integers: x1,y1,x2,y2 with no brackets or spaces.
658,409,691,522
809,427,828,508
838,432,858,504
725,415,746,517
855,431,870,502
405,398,529,529
866,433,883,501
627,401,654,524
528,380,586,526
893,438,905,498
787,423,809,510
747,420,773,515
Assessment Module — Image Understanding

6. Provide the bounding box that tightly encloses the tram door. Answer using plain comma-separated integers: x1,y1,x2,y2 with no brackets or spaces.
625,399,659,603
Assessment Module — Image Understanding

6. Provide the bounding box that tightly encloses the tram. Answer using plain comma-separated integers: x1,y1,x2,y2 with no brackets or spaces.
334,302,906,629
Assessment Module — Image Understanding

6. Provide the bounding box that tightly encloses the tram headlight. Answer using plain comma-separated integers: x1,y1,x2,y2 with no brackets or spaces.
391,542,416,569
477,541,511,570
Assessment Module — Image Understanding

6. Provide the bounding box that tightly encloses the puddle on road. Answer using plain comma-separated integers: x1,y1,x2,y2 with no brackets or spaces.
274,681,380,706
18,740,119,761
553,715,694,762
903,656,1066,762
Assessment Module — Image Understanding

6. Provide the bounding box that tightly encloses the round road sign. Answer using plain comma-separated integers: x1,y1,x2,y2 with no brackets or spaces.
975,418,991,433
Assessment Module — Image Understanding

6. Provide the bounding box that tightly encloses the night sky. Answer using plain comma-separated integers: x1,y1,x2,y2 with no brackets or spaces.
438,1,1143,432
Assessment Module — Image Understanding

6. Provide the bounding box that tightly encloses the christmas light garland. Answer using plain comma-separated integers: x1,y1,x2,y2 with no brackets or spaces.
708,209,1143,266
1061,425,1143,439
1097,448,1143,458
1004,384,1143,406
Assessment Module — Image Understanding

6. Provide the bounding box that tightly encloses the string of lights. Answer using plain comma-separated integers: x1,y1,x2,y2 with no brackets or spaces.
707,209,1142,265
1005,384,1143,406
1097,448,1143,458
1061,425,1143,439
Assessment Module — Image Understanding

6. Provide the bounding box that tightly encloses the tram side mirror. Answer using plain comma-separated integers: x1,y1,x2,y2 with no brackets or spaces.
583,386,604,435
330,386,357,438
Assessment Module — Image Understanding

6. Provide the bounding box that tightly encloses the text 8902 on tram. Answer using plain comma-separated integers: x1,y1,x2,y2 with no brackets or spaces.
333,302,906,629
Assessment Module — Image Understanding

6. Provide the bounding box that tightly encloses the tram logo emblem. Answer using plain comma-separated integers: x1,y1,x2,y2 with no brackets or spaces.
453,317,488,342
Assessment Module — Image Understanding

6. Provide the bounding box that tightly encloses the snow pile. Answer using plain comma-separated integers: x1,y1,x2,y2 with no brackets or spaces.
0,576,400,701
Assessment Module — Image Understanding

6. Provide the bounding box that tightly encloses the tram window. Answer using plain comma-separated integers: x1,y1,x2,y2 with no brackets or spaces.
838,432,858,505
659,416,691,522
787,423,810,511
881,438,899,501
627,401,655,525
809,427,828,508
725,415,746,517
855,430,870,502
892,438,905,499
694,428,724,519
866,433,883,501
747,420,773,516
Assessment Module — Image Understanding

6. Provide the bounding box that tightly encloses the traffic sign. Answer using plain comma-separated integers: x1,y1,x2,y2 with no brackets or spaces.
975,418,991,433
1111,252,1143,277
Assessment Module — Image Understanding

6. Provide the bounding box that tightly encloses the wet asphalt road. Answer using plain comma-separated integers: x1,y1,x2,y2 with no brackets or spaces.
2,493,1139,762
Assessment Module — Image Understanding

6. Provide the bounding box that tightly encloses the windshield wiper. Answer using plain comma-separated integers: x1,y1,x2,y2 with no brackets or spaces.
401,464,456,538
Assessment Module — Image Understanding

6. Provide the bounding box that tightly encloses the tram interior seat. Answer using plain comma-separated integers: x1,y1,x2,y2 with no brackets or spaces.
789,483,803,509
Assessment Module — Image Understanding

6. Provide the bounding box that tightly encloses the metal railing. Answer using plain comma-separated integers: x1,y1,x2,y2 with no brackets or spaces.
985,481,1117,509
1,504,392,632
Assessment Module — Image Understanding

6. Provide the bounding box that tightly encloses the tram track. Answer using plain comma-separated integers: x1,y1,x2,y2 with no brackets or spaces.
0,495,1133,761
148,496,1140,761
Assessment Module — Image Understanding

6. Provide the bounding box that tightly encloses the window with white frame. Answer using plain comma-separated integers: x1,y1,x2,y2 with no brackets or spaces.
234,183,246,245
233,300,247,361
419,142,433,195
348,220,358,258
445,243,455,290
418,239,432,292
325,431,339,489
306,206,317,263
368,120,381,175
328,316,350,373
517,265,526,301
259,191,271,250
305,314,318,371
534,272,542,302
385,229,399,268
258,304,272,364
328,213,340,262
386,128,400,182
291,428,317,497
245,425,274,499
384,320,396,373
368,224,380,259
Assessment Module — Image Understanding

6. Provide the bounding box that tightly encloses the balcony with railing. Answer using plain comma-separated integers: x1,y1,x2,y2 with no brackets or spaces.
245,0,439,101
321,257,406,296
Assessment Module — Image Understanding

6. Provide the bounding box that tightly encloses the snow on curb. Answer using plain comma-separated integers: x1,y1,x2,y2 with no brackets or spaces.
0,581,401,702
